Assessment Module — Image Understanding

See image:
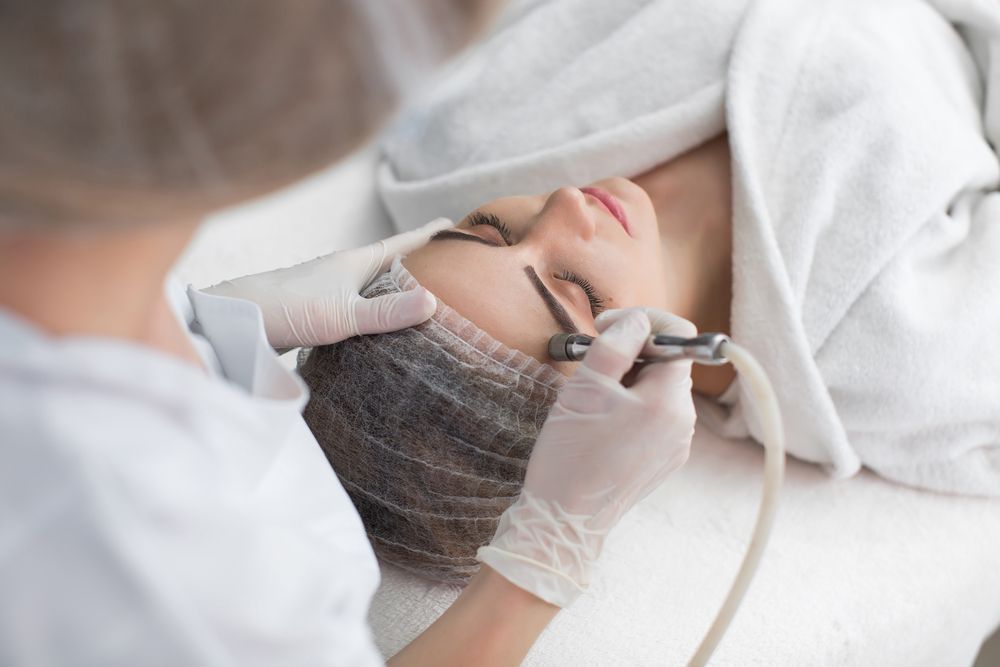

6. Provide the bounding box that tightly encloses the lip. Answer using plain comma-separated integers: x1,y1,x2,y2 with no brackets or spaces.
580,186,631,236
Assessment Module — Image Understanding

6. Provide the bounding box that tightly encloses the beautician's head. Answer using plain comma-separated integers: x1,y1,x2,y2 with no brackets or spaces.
0,0,501,229
403,177,670,373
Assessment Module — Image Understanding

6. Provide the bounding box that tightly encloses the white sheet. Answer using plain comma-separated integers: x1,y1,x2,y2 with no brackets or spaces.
173,77,1000,667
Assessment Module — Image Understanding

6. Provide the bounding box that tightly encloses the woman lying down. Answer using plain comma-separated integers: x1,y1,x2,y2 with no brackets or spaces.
302,0,1000,582
299,138,733,582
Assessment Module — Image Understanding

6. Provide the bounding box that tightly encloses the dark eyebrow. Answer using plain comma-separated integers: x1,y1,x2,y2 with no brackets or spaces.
429,227,580,334
524,267,580,334
429,229,500,247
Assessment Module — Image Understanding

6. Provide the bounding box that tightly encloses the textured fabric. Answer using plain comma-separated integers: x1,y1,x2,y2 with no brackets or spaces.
378,0,1000,496
299,258,565,582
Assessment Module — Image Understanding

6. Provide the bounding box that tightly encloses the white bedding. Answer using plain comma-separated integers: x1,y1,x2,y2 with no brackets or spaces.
174,141,1000,667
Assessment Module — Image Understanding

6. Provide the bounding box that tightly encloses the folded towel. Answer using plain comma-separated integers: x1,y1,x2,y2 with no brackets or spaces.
378,0,1000,496
379,0,747,226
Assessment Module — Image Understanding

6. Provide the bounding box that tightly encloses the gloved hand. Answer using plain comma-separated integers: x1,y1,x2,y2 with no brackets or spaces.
203,218,453,349
478,307,697,607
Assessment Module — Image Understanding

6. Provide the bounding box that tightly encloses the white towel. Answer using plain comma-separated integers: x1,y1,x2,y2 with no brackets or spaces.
378,0,1000,496
379,0,747,225
713,0,1000,495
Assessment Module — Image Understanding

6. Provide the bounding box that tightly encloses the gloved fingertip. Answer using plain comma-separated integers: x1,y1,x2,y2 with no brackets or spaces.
354,288,437,335
379,219,456,262
413,286,438,317
420,217,454,235
593,307,649,334
393,287,438,326
594,308,623,326
580,309,650,380
647,311,697,338
602,309,650,341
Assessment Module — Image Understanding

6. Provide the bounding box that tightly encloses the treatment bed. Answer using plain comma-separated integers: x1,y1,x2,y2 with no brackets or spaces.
175,147,1000,666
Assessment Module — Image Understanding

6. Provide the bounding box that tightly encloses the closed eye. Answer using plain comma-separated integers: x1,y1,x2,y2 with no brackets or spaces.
430,210,609,331
465,215,609,318
430,229,500,247
467,211,514,245
556,270,606,317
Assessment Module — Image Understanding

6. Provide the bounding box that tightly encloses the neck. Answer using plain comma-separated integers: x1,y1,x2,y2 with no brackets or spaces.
0,219,204,366
634,134,735,397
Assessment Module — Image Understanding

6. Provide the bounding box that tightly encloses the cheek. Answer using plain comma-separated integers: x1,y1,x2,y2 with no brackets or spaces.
638,263,671,309
604,251,670,312
634,240,670,306
550,359,578,376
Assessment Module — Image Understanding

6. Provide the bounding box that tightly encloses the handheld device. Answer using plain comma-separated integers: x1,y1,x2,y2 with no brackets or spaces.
548,332,731,365
548,329,785,667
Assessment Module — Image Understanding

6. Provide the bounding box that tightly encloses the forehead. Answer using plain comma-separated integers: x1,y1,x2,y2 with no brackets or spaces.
402,240,577,375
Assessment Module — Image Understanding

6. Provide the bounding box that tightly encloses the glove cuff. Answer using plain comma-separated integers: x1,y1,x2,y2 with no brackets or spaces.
477,491,605,607
476,545,585,608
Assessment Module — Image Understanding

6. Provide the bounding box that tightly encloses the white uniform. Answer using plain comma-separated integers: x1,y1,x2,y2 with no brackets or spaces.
0,284,383,666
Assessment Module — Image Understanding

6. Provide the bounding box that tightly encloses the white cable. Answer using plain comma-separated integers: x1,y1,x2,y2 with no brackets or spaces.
687,341,785,666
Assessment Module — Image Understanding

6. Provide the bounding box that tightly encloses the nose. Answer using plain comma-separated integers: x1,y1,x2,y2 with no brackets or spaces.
533,187,597,242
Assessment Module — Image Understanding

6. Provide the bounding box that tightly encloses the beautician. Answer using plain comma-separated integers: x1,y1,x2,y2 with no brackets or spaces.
0,3,698,665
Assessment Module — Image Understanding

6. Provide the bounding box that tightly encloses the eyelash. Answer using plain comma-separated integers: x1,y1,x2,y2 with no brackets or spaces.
467,210,607,318
467,211,514,245
557,270,606,317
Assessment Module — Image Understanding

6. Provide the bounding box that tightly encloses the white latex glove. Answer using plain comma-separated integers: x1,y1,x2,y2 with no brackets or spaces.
478,307,698,607
203,218,453,348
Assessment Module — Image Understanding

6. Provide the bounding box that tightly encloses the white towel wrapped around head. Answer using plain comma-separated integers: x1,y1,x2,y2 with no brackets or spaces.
379,0,746,228
378,0,1000,496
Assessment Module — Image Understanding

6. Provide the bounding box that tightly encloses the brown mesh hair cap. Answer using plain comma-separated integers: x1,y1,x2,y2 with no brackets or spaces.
299,258,565,582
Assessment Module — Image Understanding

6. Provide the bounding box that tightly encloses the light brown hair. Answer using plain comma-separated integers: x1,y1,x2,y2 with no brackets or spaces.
0,0,501,227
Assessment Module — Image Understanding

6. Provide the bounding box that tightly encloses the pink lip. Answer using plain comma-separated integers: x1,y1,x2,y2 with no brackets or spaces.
580,187,631,236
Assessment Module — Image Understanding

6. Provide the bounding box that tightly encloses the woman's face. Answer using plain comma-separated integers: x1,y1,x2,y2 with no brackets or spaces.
403,177,670,374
